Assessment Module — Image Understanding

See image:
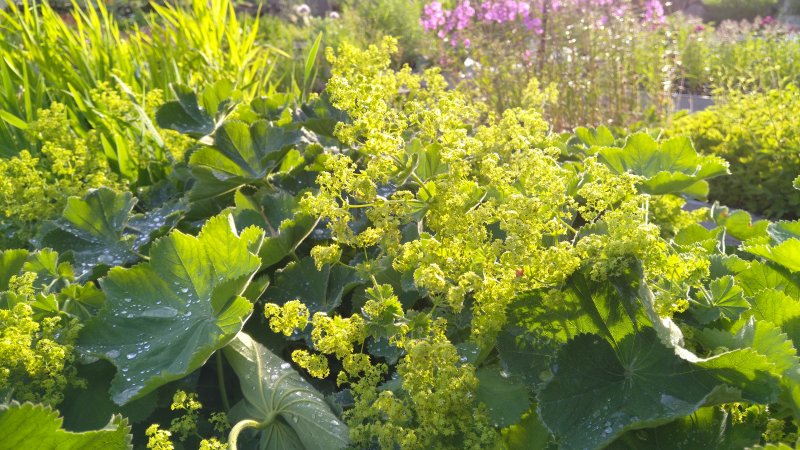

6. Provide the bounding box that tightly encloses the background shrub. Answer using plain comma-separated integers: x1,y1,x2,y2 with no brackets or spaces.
665,85,800,218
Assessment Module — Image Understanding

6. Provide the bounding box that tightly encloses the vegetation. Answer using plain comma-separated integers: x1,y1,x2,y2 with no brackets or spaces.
2,0,800,449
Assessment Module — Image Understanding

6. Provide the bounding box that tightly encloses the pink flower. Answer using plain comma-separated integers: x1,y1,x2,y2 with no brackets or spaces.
421,1,447,32
643,0,665,24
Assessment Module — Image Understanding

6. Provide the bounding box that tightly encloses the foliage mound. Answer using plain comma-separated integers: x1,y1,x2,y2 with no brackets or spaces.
666,86,800,219
3,12,800,449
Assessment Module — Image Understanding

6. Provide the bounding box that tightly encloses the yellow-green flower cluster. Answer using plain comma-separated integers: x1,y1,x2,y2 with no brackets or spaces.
0,301,80,406
343,338,499,449
263,300,309,336
147,391,229,449
145,424,174,450
0,103,122,228
291,349,330,379
311,312,365,359
169,390,202,440
292,37,720,448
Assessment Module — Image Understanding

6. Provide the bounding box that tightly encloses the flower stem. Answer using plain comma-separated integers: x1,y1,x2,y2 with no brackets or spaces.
216,351,231,412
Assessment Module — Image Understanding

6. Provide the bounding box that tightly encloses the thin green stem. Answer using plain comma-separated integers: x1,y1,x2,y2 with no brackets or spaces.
228,413,276,450
216,351,231,412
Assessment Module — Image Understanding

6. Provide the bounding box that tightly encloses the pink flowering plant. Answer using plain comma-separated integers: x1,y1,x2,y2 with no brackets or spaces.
420,0,675,129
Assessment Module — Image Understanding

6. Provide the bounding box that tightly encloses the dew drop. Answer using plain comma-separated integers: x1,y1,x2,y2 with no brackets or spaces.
127,352,137,360
106,349,120,359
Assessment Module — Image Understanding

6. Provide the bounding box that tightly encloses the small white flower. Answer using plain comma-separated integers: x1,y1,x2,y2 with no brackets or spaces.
328,11,340,19
295,4,311,17
464,57,475,67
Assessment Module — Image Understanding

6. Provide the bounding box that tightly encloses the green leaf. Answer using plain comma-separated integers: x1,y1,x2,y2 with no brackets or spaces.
265,257,363,314
37,188,138,278
735,260,800,298
745,240,800,272
691,276,749,324
188,121,303,205
476,367,531,427
746,290,800,350
768,221,800,244
574,126,616,147
0,109,28,130
0,249,28,291
76,214,264,405
0,402,131,449
538,329,778,450
713,207,769,241
58,361,157,432
191,120,302,180
156,84,215,137
224,332,349,450
608,407,760,449
673,223,722,253
501,408,552,450
742,221,800,272
23,248,74,289
231,189,317,269
57,283,106,320
496,328,555,390
598,134,729,197
697,317,800,420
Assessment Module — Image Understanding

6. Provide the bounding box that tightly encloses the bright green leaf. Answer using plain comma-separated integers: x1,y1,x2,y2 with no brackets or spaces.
538,329,778,450
0,402,131,449
0,249,28,291
77,214,264,405
224,332,349,450
501,408,552,450
37,189,138,278
691,276,749,323
598,134,729,197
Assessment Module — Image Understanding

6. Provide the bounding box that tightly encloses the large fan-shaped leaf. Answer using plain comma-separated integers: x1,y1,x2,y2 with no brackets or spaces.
691,276,749,324
37,188,138,277
0,402,131,450
224,332,349,450
77,214,264,405
735,260,800,298
742,221,800,272
36,188,181,279
713,207,769,242
538,328,779,450
188,121,303,198
598,134,728,197
745,290,800,352
155,84,216,137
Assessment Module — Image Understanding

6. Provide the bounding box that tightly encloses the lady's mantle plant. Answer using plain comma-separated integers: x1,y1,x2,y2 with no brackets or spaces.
3,31,800,450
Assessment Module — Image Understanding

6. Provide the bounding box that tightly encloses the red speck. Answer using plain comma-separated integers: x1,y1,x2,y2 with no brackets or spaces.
516,268,524,278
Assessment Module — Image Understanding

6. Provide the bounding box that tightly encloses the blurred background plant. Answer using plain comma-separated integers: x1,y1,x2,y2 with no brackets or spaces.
664,86,800,219
417,0,800,131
